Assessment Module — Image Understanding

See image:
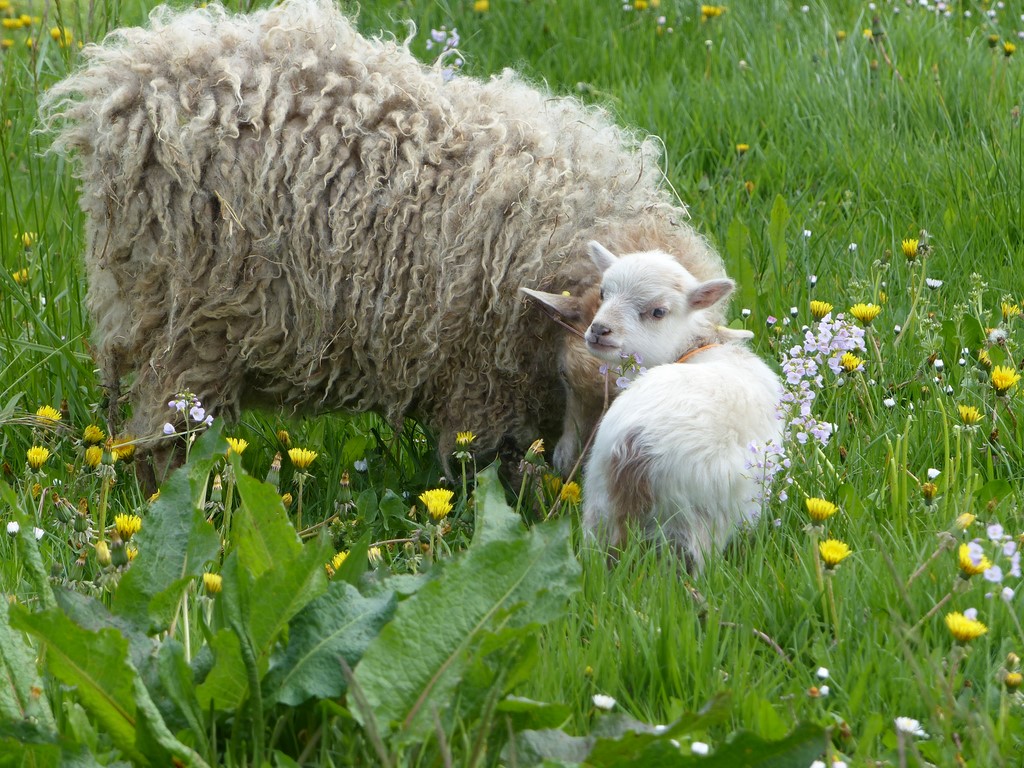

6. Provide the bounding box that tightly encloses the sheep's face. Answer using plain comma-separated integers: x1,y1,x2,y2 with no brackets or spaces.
584,241,735,366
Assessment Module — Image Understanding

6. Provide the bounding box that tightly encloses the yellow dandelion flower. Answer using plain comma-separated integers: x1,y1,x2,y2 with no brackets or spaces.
957,404,983,426
84,445,103,469
111,437,135,461
559,481,582,505
806,497,838,522
281,492,293,507
18,14,29,25
225,437,249,456
836,30,847,42
473,0,489,10
17,231,36,247
849,303,882,326
49,26,72,46
82,424,105,444
901,238,919,261
543,474,563,497
456,431,476,447
1,18,21,29
11,267,28,284
958,542,992,577
1005,672,1023,691
1002,302,1021,322
326,550,349,576
878,291,888,305
991,365,1020,396
634,0,648,9
862,28,873,40
26,446,50,470
288,447,318,470
202,572,223,594
276,429,291,446
810,300,833,320
819,539,851,568
955,512,976,530
114,513,142,541
35,405,61,423
840,352,864,373
736,143,750,154
419,488,455,520
945,611,987,643
978,348,992,368
126,546,138,562
1005,41,1017,58
701,5,726,20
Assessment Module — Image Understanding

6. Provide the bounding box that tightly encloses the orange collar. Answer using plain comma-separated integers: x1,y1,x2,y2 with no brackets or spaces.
676,343,721,364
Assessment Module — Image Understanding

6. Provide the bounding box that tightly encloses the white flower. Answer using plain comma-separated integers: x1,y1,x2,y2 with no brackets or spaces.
925,278,943,289
895,717,929,738
894,324,902,334
6,521,19,537
819,685,830,696
592,694,616,711
883,397,896,408
803,229,812,238
816,666,829,679
808,274,817,286
934,359,944,371
189,405,206,422
810,762,826,768
741,308,752,318
848,243,857,252
691,741,710,755
353,459,369,472
927,468,940,480
1002,586,1014,601
33,527,44,541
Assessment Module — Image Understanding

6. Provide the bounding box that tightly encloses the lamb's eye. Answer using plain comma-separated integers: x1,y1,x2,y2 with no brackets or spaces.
651,307,667,319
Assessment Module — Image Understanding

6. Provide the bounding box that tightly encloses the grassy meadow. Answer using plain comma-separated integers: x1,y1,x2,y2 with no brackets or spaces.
2,0,1024,765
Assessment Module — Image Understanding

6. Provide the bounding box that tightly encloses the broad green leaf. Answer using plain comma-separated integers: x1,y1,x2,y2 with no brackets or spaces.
767,194,790,280
264,580,396,706
692,722,827,767
334,531,371,586
472,463,524,546
195,629,247,712
724,217,757,314
353,517,580,742
974,479,1015,510
505,729,593,764
113,467,221,633
10,607,146,765
495,696,572,732
0,596,55,729
155,640,208,754
0,481,55,610
133,677,211,768
233,471,303,578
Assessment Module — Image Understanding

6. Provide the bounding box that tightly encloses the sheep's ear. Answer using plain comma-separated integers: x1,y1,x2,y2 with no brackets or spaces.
688,278,735,311
520,287,584,322
587,241,618,272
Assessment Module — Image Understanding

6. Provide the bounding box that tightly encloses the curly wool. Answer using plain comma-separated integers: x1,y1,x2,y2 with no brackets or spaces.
42,0,724,467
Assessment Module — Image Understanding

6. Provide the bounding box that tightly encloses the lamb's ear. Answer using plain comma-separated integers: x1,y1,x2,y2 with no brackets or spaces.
587,241,618,272
718,326,754,342
688,278,735,311
520,287,584,322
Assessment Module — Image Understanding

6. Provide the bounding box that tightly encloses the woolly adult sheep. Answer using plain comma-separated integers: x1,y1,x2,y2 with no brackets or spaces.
42,0,726,482
580,242,784,573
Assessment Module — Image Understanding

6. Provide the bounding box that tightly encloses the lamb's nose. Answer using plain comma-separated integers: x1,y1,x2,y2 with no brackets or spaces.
588,322,610,337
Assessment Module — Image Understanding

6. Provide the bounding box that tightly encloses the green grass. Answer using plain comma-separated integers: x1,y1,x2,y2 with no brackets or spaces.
2,0,1024,765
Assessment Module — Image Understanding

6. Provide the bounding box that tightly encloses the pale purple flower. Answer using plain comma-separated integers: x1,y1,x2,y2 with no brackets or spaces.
963,607,979,621
987,523,1005,541
984,565,1004,583
1002,586,1015,601
163,423,175,435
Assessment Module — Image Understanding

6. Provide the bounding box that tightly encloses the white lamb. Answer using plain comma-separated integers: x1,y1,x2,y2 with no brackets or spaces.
581,242,784,573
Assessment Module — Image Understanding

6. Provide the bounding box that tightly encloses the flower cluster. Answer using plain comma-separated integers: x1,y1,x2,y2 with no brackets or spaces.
425,26,462,81
163,391,214,435
598,352,646,389
779,312,866,446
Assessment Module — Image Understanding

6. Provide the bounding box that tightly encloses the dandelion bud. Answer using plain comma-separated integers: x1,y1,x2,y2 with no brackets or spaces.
1007,652,1020,670
281,492,293,507
276,429,291,447
110,537,128,568
211,474,223,503
525,439,545,464
921,482,938,505
1005,671,1023,691
203,572,223,595
266,452,282,488
95,540,111,567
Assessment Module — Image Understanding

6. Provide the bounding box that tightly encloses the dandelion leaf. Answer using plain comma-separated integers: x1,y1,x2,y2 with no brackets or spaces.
264,580,396,706
724,217,758,315
112,466,220,634
472,462,524,546
352,504,580,743
0,596,56,730
9,606,147,764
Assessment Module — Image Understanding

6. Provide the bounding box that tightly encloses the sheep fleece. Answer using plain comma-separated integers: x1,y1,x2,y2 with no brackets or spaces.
42,0,723,460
